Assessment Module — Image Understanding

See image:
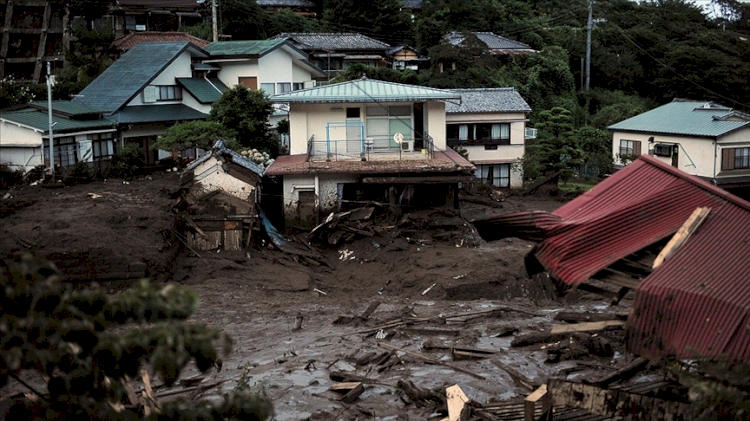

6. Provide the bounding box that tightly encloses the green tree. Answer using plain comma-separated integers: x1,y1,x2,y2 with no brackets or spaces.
0,255,273,420
321,0,412,46
524,107,583,181
152,121,239,153
331,63,419,85
209,85,276,154
56,23,114,87
268,9,321,36
48,0,114,28
220,0,270,40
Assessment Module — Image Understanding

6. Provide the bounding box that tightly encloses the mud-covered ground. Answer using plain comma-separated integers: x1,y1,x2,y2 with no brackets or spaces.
0,175,635,420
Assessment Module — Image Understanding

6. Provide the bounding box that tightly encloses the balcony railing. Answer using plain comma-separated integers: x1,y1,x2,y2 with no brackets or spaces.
306,131,436,162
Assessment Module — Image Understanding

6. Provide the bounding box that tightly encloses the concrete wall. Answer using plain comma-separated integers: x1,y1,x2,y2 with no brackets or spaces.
281,172,357,226
611,131,714,177
259,50,294,86
181,93,212,114
0,147,42,171
426,101,446,150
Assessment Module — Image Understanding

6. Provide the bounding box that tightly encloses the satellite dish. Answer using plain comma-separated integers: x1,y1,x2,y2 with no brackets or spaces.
393,132,404,143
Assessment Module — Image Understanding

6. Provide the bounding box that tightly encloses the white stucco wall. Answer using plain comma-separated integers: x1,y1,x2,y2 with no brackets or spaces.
259,51,294,86
213,60,260,88
192,155,256,202
181,94,212,114
426,101,446,150
127,51,194,107
281,173,357,223
611,131,714,177
0,121,43,171
0,120,43,147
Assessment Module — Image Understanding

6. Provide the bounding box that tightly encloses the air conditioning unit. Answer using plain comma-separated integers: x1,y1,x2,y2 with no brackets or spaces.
525,127,537,140
653,144,673,157
400,140,414,152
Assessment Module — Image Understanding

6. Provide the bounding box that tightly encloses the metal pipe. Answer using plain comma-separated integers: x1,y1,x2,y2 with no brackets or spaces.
47,62,54,178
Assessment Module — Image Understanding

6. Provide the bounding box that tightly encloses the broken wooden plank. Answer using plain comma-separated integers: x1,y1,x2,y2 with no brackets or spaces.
330,382,361,393
452,349,490,361
653,207,711,269
446,384,471,421
554,312,628,323
490,360,539,391
378,342,485,380
524,384,548,421
341,386,364,404
550,320,625,334
511,332,568,348
359,302,381,320
595,357,649,387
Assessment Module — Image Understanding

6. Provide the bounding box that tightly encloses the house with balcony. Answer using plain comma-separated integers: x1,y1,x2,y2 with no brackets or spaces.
269,33,392,80
609,99,750,189
264,78,475,228
446,88,531,189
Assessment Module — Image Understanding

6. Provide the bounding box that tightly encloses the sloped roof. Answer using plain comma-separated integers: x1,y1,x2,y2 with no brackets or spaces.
112,32,210,51
109,104,207,124
608,100,750,138
447,32,534,53
446,88,531,113
176,78,227,103
270,32,390,51
270,78,461,103
401,0,423,9
203,39,287,57
186,139,264,177
472,155,750,362
74,42,207,113
265,148,474,176
256,0,315,6
0,108,114,134
28,100,105,116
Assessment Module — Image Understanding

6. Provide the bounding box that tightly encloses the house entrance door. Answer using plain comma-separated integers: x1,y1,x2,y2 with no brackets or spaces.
298,190,317,228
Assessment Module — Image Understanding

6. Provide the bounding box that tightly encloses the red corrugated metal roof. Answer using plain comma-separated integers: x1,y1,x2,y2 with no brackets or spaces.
112,32,210,51
474,155,750,362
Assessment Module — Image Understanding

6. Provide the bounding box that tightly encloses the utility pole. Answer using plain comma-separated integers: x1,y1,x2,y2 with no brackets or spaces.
212,0,218,42
585,0,593,92
46,62,55,179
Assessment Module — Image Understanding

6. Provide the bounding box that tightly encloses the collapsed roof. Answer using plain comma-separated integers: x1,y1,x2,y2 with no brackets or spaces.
472,155,750,362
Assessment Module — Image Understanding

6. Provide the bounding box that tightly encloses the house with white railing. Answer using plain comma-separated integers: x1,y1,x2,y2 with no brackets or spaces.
265,78,475,228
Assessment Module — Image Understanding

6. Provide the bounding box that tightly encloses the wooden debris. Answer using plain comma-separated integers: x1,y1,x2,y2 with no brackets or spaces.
511,332,568,348
378,342,485,380
653,207,710,269
397,380,444,408
490,360,539,391
356,352,378,366
553,311,628,323
329,371,371,383
154,380,225,399
548,378,695,419
550,320,626,334
359,302,381,320
341,383,365,404
446,384,471,421
524,384,548,421
594,357,649,387
452,349,490,361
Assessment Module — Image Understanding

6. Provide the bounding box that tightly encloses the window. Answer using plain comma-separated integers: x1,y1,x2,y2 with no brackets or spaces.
238,77,257,89
293,82,304,91
447,123,510,146
365,105,412,149
474,164,510,188
619,140,641,157
260,83,275,96
44,136,77,168
277,83,291,94
90,132,115,159
722,147,750,170
157,86,182,101
346,107,360,118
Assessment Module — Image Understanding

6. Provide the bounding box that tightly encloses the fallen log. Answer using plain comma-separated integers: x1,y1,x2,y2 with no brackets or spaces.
594,357,649,387
359,302,381,320
550,320,625,334
553,312,628,323
490,360,539,391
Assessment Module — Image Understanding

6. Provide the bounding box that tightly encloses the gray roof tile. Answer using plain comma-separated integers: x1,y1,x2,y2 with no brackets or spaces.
270,32,390,51
447,32,534,52
256,0,315,6
446,88,531,113
608,100,750,138
74,42,206,113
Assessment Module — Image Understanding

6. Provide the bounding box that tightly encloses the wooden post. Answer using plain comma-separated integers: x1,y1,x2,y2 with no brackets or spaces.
525,384,548,421
653,207,710,269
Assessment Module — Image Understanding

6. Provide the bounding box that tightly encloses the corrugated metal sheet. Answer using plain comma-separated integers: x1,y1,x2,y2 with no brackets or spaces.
270,79,461,104
474,155,750,362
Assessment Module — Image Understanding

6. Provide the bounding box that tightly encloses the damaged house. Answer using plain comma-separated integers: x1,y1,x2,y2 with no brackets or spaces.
264,78,475,229
180,139,264,251
472,154,750,363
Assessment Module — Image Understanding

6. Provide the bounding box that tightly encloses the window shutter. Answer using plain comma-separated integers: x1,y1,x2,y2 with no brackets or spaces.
633,141,642,156
722,148,735,170
143,86,156,103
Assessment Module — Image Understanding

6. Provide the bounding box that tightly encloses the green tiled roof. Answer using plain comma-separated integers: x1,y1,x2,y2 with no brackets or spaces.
203,39,286,57
176,78,228,103
270,78,461,103
29,100,104,115
74,42,204,113
0,109,114,134
110,104,207,124
608,100,750,138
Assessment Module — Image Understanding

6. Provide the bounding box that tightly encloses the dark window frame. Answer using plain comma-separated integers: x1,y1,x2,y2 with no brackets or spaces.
447,122,511,147
156,85,182,101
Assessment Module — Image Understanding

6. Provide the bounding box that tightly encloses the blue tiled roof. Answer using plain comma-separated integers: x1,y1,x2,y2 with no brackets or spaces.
271,78,460,103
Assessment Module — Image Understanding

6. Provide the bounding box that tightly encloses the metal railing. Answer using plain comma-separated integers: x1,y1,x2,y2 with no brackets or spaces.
306,135,435,162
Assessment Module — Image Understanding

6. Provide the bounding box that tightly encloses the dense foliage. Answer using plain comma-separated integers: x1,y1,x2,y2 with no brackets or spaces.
208,86,277,155
152,121,240,153
0,255,272,420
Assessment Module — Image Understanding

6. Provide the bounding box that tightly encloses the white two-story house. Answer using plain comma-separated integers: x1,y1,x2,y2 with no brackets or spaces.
264,78,475,228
